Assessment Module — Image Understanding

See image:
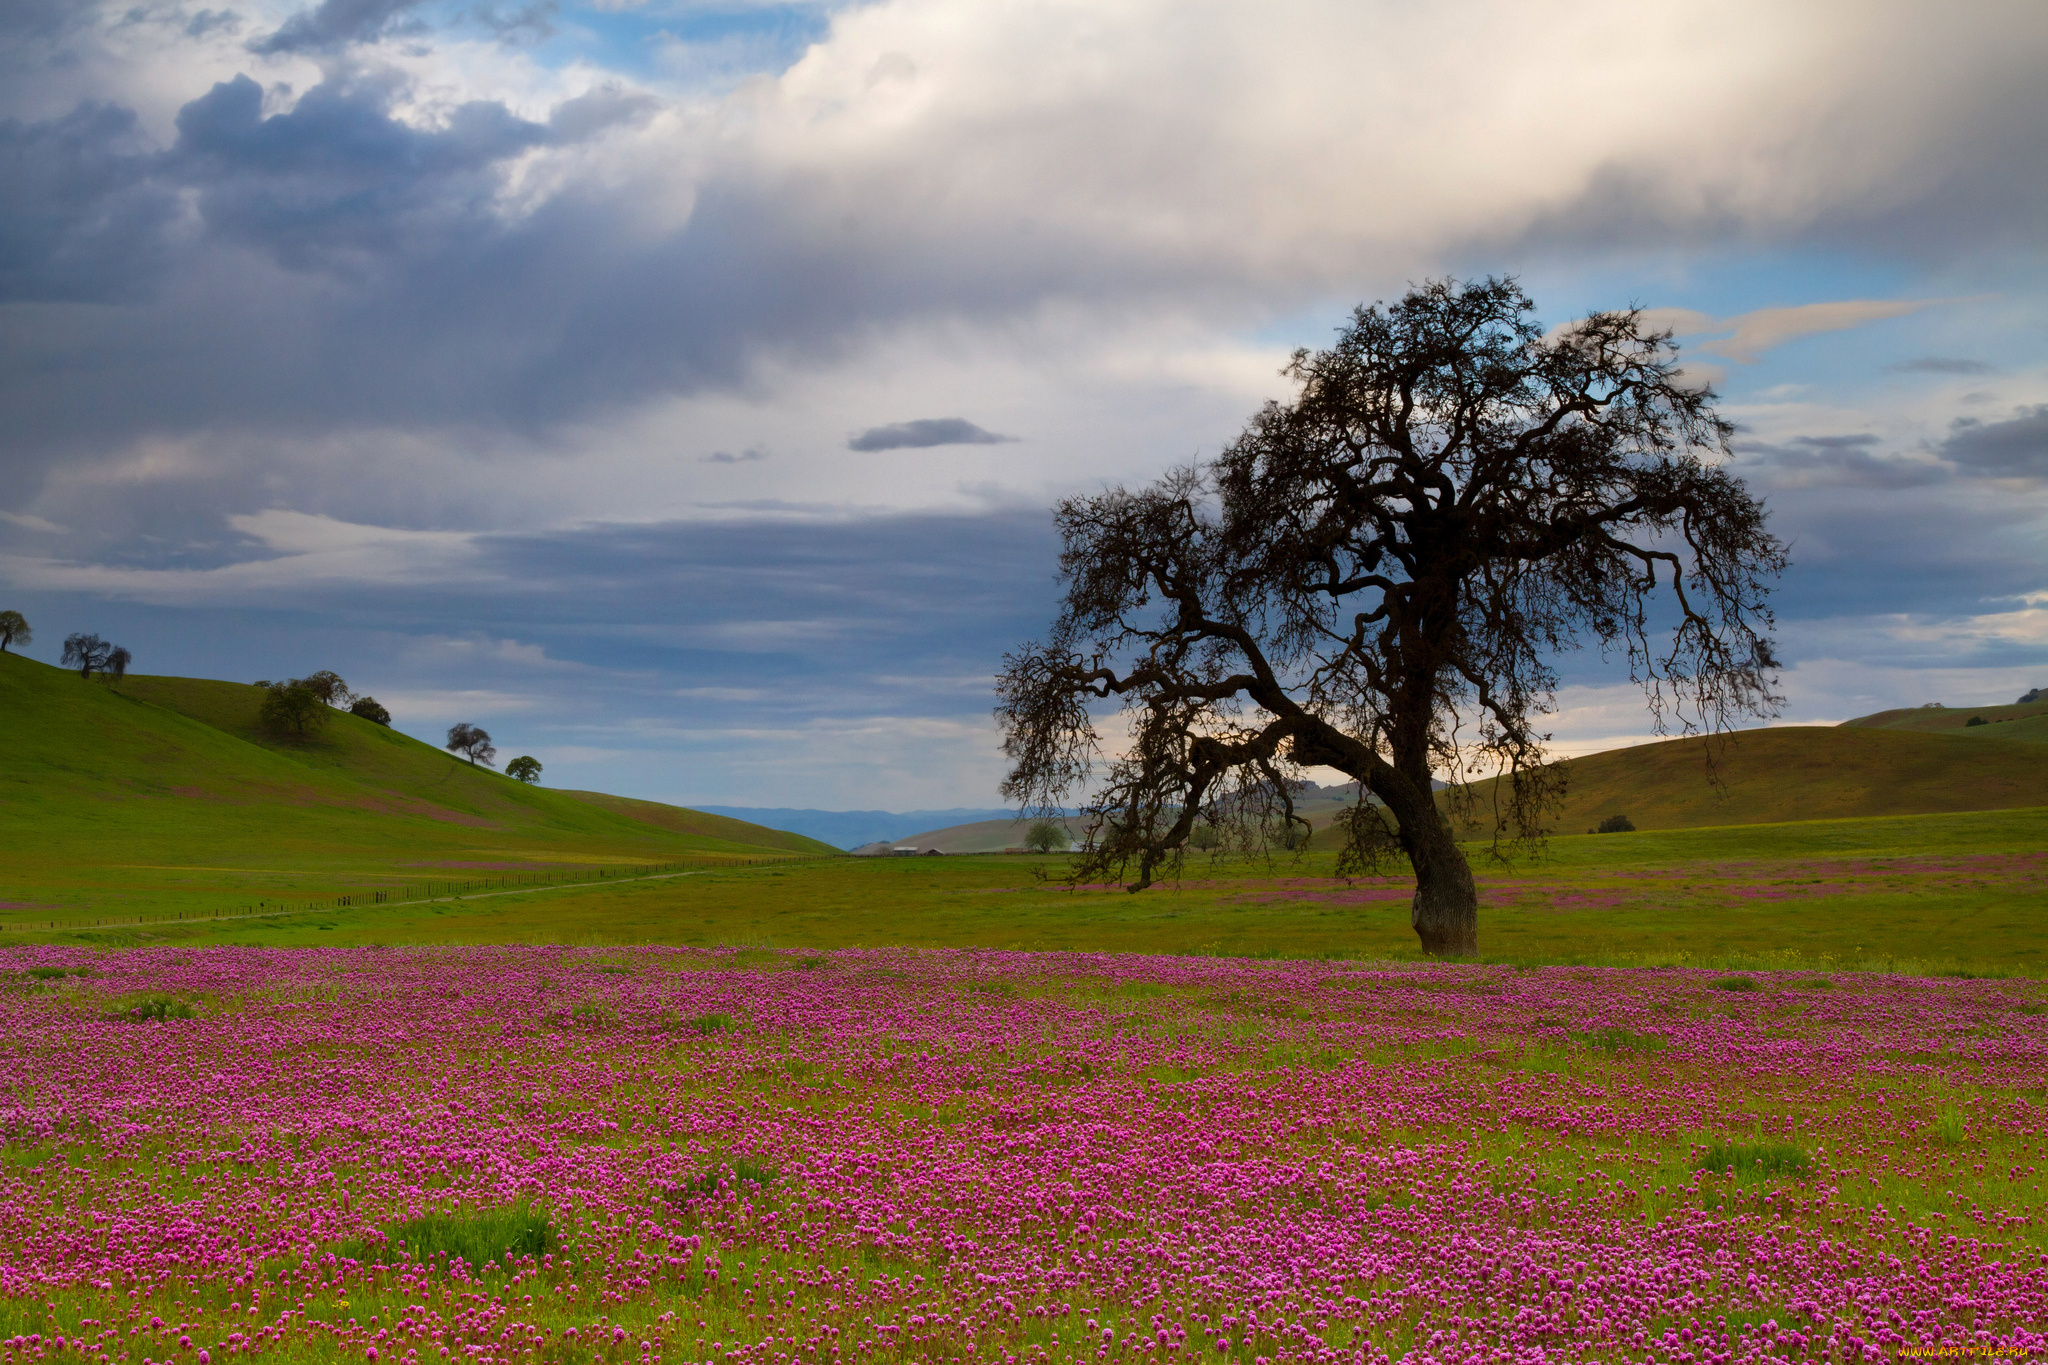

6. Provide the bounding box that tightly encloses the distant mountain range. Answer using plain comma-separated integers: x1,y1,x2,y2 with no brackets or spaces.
700,785,1393,850
694,806,1076,851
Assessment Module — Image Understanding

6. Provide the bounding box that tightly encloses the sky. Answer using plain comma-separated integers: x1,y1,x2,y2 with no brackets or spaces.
2,0,2045,811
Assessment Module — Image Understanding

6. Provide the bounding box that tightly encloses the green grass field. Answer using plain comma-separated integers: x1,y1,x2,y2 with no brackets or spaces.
9,804,2043,977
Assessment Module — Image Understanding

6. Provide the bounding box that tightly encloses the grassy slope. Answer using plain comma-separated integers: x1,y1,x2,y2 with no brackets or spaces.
1841,700,2048,742
0,653,832,919
1416,725,2048,837
555,790,829,856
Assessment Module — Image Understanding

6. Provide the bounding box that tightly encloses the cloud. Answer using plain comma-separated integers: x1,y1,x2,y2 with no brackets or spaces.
1942,405,2048,481
251,0,432,54
848,418,1018,452
0,511,67,533
702,447,767,463
0,101,181,304
1732,433,1948,491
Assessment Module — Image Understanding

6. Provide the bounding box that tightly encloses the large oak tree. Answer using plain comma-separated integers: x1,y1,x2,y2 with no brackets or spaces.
996,278,1785,955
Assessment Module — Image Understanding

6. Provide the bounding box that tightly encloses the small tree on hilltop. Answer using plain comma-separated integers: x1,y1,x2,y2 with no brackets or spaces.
997,277,1784,956
1023,819,1071,853
349,695,392,726
506,755,543,784
0,611,29,653
446,723,496,767
62,633,131,681
259,679,328,736
299,670,352,706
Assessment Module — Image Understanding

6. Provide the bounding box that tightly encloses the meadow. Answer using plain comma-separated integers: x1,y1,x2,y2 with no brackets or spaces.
9,807,2045,981
1,945,2044,1365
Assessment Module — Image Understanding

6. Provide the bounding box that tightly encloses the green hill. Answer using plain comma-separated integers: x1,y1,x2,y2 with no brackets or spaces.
0,652,832,921
1466,726,2048,836
1840,699,2048,743
1299,722,2048,847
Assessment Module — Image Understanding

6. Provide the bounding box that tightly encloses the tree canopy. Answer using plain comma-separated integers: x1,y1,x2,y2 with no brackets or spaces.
1023,819,1071,853
0,611,28,653
61,633,130,682
255,671,356,736
997,277,1784,955
349,695,392,726
258,679,328,736
446,723,496,767
506,755,543,784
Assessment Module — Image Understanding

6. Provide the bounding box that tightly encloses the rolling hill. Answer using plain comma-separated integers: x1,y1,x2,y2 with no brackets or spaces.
1840,699,2048,743
1309,723,2048,846
0,652,833,888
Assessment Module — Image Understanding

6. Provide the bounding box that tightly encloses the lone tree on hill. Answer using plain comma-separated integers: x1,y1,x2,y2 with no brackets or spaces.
0,610,28,653
62,633,130,682
258,678,328,736
1023,818,1071,853
446,723,496,767
997,277,1784,956
506,755,543,783
298,670,353,706
255,671,357,736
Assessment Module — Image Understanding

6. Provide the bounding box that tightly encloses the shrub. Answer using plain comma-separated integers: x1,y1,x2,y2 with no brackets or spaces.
349,696,392,726
1930,1103,1968,1146
1695,1140,1812,1178
1966,716,1988,727
385,1204,557,1271
116,994,196,1021
1596,813,1636,833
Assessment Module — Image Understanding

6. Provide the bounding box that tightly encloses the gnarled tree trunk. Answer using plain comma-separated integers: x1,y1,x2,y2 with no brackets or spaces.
1369,766,1478,956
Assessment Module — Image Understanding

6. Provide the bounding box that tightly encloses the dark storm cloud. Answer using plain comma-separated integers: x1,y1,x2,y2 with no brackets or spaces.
847,419,1019,452
1941,406,2048,481
250,0,431,54
0,101,180,302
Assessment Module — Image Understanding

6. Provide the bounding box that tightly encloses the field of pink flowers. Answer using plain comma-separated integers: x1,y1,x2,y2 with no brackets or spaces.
1,946,2045,1365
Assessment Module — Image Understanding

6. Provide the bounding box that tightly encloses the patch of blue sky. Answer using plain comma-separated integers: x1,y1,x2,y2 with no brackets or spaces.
521,1,833,85
1515,248,1919,325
